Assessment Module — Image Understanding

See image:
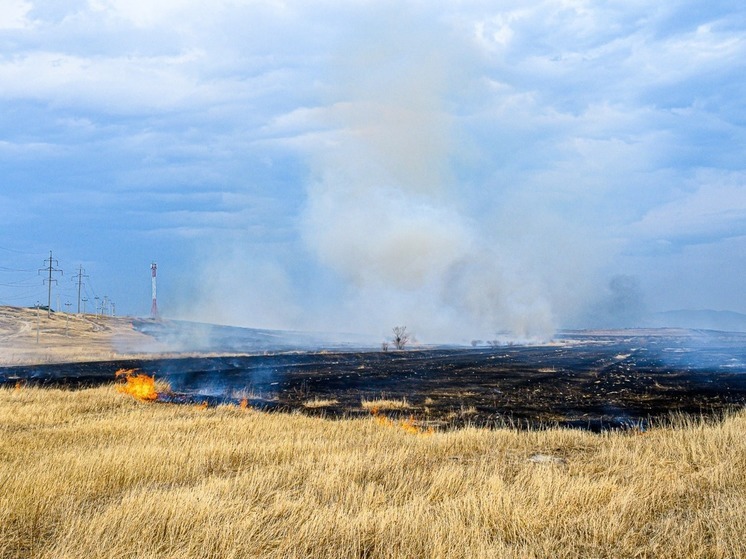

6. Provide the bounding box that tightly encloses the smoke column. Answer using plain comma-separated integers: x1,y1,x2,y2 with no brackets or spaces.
298,9,600,343
184,5,613,343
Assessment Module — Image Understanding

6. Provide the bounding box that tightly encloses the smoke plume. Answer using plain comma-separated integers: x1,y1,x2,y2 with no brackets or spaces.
298,9,600,343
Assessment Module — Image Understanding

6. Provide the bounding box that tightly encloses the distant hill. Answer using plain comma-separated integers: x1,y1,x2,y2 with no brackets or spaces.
648,310,746,332
131,318,375,353
0,305,377,366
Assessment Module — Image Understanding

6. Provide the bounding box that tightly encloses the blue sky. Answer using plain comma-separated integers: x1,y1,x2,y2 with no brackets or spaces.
0,0,745,342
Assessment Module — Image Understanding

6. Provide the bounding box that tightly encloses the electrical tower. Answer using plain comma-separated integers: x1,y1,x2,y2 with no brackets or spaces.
39,251,62,317
150,262,159,319
72,266,89,314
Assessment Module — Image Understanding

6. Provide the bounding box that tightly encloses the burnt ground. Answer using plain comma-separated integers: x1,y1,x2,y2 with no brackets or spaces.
2,331,746,431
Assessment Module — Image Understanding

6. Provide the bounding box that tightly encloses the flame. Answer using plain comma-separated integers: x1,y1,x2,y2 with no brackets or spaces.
14,381,22,392
375,414,394,428
239,398,249,410
115,369,158,402
400,416,421,435
370,408,431,435
195,401,208,410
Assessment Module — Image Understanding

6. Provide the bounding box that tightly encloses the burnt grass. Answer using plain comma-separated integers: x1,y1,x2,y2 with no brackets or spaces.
3,332,746,431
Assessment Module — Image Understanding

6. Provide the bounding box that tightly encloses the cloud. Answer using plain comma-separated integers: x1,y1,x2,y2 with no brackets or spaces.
633,171,746,246
0,50,234,113
0,0,33,29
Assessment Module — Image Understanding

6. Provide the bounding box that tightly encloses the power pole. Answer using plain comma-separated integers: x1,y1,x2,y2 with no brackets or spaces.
150,262,159,319
35,301,40,344
94,296,100,317
64,302,71,337
39,251,62,318
72,266,89,314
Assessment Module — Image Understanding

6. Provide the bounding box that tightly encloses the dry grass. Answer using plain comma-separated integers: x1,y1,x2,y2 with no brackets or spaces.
361,397,411,410
0,306,166,365
0,305,253,366
302,398,339,408
2,385,746,559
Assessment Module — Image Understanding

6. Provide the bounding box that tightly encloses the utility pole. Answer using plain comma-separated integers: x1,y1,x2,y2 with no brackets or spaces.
39,251,62,318
64,302,71,337
111,302,116,317
150,262,159,319
103,295,109,317
94,296,100,317
35,301,40,344
72,266,89,314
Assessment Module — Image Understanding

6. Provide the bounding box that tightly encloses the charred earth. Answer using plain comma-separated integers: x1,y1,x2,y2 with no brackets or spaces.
2,329,746,431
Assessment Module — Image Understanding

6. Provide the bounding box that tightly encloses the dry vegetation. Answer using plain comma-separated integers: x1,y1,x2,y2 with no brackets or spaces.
302,397,339,409
2,385,746,558
361,397,411,410
0,305,163,365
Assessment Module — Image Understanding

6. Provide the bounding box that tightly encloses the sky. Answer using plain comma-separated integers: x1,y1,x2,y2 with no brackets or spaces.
0,0,745,343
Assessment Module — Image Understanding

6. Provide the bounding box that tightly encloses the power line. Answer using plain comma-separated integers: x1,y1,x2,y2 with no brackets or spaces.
72,266,89,314
0,266,36,273
0,244,36,255
38,251,63,317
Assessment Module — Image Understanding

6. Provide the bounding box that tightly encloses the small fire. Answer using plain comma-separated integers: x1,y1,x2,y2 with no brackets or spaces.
115,368,158,402
195,401,208,410
400,416,421,435
239,398,249,410
370,408,432,435
14,381,22,392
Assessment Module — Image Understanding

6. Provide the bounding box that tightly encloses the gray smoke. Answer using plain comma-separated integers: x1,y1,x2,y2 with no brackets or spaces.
180,5,617,344
298,10,604,343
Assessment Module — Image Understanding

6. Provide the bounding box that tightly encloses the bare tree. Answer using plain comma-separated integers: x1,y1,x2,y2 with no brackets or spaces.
392,326,410,350
381,341,389,352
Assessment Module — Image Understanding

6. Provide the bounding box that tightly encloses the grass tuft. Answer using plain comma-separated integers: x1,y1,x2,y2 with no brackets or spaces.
302,398,339,409
361,397,411,410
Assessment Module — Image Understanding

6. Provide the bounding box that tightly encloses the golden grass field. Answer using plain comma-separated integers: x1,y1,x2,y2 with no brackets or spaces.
2,384,746,559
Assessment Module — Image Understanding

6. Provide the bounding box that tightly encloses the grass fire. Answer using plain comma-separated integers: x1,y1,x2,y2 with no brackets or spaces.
115,368,159,401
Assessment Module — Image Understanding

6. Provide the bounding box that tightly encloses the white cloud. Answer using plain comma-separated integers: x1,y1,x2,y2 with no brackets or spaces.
0,50,228,112
0,0,33,29
633,172,746,244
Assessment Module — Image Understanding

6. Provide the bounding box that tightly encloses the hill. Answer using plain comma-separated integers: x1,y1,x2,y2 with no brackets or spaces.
649,309,746,332
0,305,371,366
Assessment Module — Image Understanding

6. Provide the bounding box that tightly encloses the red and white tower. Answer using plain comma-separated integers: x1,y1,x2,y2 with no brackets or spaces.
150,262,159,319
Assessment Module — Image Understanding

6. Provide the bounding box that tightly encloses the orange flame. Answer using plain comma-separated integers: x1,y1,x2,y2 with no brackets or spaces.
370,408,431,435
115,369,158,402
239,398,249,410
14,381,22,392
195,401,208,410
400,416,421,435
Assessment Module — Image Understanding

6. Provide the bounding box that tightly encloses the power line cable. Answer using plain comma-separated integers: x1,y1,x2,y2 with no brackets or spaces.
0,244,36,255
